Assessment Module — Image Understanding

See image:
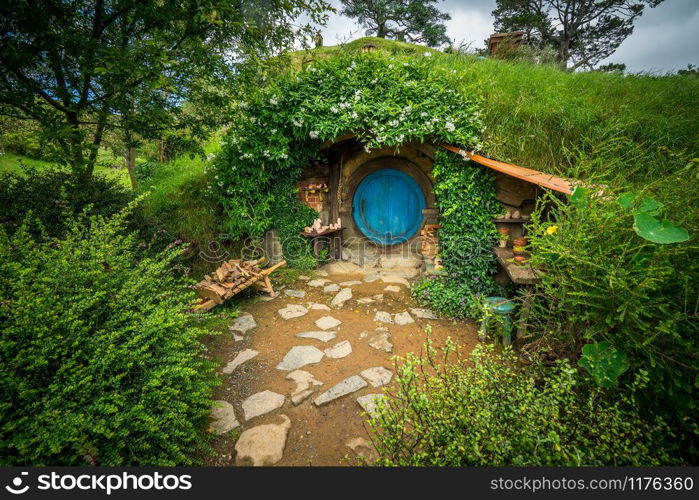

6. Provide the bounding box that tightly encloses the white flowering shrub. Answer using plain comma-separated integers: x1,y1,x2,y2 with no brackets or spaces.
210,52,483,247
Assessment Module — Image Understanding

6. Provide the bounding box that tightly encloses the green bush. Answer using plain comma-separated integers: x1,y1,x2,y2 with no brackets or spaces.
369,341,675,466
0,205,218,465
412,150,501,318
524,165,698,460
0,116,52,159
0,165,134,238
134,160,160,182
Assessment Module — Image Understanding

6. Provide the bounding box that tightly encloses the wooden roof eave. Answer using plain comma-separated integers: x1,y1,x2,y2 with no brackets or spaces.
439,143,574,195
315,134,575,195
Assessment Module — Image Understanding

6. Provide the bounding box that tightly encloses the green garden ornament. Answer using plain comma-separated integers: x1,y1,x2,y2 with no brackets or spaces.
479,296,516,345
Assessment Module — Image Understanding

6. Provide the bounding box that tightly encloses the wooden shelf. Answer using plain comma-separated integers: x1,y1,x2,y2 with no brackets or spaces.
300,227,344,238
493,247,541,285
492,218,530,224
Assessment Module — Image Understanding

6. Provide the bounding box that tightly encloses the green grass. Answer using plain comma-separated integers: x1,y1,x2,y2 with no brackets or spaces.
439,54,699,183
0,151,131,187
5,37,695,265
0,139,229,277
291,36,438,61
0,152,52,172
136,137,232,276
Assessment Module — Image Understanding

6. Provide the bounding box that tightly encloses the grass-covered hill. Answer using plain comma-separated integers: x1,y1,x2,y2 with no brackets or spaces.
96,34,696,288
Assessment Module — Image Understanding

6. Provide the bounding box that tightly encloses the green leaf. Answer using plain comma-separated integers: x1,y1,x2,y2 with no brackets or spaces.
570,186,588,207
618,193,663,215
633,213,689,244
637,197,663,215
578,342,630,388
617,192,635,209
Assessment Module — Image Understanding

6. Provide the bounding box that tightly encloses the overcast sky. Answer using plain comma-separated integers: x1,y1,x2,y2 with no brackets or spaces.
316,0,698,73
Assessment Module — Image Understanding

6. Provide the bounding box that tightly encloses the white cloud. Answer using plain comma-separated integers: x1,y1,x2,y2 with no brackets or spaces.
599,0,699,73
318,6,362,45
444,7,493,50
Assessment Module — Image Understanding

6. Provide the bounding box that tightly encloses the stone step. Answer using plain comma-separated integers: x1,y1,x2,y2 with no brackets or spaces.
313,375,368,406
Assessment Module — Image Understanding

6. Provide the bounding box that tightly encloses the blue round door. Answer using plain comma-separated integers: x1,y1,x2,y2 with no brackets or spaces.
353,169,426,245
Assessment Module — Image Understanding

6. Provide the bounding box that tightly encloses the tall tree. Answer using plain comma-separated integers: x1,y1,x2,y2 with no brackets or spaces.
340,0,451,47
0,0,329,180
492,0,663,70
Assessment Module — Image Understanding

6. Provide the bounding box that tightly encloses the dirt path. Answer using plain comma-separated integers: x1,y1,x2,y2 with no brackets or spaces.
205,267,479,466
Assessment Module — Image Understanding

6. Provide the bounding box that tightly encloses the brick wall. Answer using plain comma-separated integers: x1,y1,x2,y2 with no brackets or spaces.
420,224,441,258
297,177,329,212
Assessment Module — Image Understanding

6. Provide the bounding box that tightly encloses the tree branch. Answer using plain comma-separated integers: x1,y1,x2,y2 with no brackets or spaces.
2,65,70,114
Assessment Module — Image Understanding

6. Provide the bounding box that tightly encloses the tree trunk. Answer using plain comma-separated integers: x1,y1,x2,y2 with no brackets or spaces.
66,111,87,179
377,22,387,38
125,147,137,189
85,115,107,178
558,35,571,69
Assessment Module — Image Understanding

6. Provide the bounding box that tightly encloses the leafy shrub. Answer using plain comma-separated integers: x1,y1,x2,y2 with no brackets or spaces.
524,174,698,460
0,116,52,159
369,341,675,466
0,165,133,238
0,205,218,465
412,150,501,318
412,279,482,319
134,160,160,182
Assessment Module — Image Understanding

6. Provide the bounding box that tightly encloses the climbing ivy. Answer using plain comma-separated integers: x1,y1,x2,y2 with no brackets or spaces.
209,51,483,261
413,149,501,318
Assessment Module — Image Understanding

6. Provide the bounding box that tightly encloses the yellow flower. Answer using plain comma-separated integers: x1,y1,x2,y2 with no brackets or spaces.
546,225,558,235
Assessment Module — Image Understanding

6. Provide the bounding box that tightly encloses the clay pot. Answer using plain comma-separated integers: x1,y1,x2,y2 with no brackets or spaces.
513,236,528,247
513,255,529,265
498,239,507,248
497,226,510,236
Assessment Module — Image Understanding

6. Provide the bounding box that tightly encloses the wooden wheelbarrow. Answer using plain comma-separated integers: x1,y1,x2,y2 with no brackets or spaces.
192,258,287,312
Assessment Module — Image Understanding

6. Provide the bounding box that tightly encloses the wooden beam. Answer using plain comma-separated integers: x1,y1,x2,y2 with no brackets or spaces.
260,260,287,276
439,144,574,195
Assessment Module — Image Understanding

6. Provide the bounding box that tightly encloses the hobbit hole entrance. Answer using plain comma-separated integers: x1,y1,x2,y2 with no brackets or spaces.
292,140,438,269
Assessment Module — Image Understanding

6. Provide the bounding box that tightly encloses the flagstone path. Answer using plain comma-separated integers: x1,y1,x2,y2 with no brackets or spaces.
204,264,478,466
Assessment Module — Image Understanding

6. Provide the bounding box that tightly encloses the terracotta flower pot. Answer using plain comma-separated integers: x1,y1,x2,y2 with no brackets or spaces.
514,255,529,265
497,226,510,236
513,236,528,247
